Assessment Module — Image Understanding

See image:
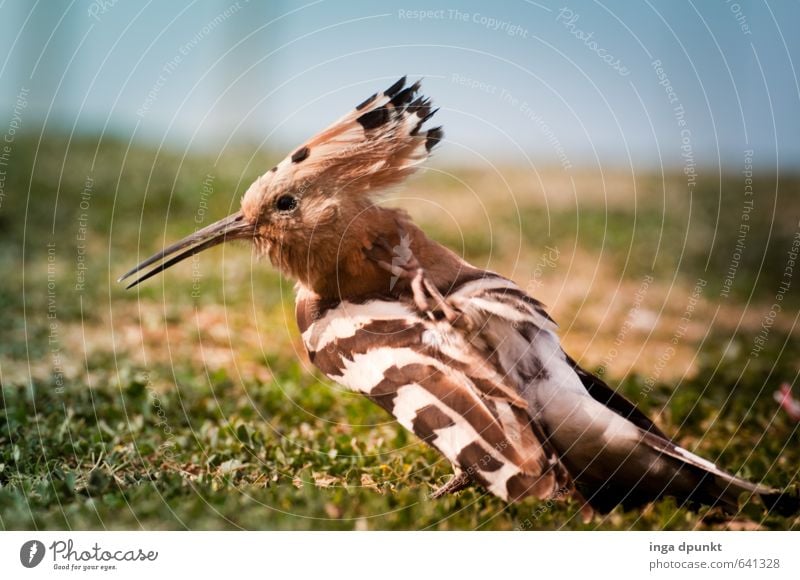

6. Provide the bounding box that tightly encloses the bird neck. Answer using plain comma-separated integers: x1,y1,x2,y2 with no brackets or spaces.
298,206,476,303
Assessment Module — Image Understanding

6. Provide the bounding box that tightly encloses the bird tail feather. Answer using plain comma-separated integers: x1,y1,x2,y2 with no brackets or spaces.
637,430,799,516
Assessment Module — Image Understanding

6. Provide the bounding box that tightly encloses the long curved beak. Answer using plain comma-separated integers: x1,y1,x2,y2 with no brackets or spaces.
118,211,253,289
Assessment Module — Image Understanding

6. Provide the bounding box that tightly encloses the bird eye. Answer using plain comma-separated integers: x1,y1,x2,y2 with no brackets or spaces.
275,194,298,213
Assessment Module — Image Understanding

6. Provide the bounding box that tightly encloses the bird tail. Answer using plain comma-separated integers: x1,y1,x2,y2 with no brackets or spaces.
636,430,799,516
562,360,798,517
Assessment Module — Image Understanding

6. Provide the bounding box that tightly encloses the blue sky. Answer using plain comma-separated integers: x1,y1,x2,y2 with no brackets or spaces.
2,0,798,170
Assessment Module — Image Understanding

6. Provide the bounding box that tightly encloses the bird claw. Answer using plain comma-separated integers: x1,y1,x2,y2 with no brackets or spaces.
415,270,458,323
367,233,459,323
430,469,471,499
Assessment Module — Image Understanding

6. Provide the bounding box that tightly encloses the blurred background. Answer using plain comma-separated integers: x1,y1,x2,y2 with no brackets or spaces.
2,0,799,166
1,0,798,530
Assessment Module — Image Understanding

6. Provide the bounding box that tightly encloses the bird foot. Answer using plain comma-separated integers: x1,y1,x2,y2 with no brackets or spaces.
430,470,471,499
409,268,459,323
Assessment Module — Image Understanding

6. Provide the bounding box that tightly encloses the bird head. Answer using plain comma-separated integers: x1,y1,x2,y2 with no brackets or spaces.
119,77,442,294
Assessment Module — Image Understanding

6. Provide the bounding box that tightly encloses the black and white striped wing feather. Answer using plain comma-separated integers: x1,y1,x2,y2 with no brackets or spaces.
297,279,574,503
446,276,792,514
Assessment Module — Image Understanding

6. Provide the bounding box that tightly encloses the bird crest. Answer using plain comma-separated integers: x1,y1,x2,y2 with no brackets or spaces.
240,76,442,222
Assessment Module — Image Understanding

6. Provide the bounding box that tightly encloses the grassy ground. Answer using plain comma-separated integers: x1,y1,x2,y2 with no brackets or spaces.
1,135,799,530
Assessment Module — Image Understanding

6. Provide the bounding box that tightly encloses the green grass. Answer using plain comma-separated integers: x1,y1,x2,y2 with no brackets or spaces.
1,333,798,530
1,135,798,530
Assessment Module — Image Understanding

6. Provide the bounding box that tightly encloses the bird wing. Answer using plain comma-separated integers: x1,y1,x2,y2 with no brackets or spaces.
446,274,794,514
297,289,575,502
565,354,669,438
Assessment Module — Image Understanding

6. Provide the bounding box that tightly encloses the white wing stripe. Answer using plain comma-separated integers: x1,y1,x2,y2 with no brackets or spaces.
302,300,416,352
391,383,518,500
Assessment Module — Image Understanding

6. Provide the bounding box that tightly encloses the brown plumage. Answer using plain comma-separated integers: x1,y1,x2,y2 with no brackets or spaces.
120,77,798,520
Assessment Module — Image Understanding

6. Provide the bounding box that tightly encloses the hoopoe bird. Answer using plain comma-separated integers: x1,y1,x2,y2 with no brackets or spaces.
121,77,797,518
